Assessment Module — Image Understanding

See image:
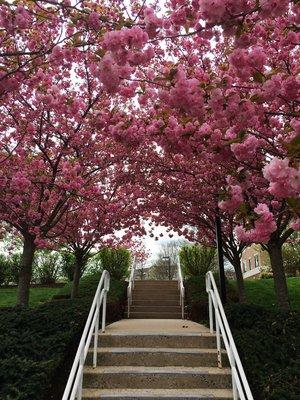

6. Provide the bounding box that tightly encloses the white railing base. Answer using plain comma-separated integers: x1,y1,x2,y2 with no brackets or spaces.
62,270,110,400
206,271,254,400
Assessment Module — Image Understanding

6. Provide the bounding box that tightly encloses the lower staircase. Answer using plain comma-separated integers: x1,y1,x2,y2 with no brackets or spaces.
127,280,183,319
82,319,232,399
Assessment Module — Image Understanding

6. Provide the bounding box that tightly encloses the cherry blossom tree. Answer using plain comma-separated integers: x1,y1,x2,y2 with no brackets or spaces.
56,173,146,298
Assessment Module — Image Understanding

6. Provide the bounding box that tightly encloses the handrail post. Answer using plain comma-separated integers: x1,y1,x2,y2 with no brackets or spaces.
206,271,254,400
77,348,84,400
215,311,222,368
93,294,100,368
102,290,107,333
206,274,214,333
232,375,238,400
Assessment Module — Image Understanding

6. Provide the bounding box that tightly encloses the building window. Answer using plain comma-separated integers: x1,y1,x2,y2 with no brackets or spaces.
242,261,246,273
254,254,260,268
248,258,252,270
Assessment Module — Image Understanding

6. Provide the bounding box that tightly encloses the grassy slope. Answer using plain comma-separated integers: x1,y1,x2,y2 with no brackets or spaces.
230,277,300,310
0,286,62,308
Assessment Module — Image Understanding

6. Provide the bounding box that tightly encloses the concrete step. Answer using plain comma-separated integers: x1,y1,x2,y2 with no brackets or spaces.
82,388,233,399
127,306,182,313
83,366,232,389
100,333,217,349
134,289,179,294
129,312,183,319
134,280,178,285
86,347,227,367
131,300,180,306
133,294,180,301
134,283,179,289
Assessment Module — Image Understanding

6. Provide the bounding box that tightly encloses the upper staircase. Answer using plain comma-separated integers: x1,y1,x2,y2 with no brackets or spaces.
126,280,183,319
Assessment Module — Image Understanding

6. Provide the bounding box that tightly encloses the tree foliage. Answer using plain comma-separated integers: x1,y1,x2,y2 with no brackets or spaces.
179,245,217,277
99,247,131,280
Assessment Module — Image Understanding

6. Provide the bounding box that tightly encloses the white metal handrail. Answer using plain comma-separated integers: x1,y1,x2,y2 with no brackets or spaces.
127,256,136,318
206,271,254,400
177,255,185,319
62,270,110,400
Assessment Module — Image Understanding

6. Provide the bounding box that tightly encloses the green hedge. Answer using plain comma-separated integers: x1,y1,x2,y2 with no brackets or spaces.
184,274,238,323
225,304,300,400
0,275,127,400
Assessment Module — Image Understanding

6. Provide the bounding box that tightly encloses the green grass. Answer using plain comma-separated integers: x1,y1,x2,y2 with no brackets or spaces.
0,286,63,308
229,277,300,310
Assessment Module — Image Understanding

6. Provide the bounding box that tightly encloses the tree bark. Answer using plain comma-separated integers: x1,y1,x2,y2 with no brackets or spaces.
267,240,290,310
231,255,246,303
16,235,36,307
71,251,84,299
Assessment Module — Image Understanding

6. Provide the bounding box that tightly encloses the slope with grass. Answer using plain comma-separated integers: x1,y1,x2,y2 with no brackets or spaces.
229,277,300,310
0,286,62,308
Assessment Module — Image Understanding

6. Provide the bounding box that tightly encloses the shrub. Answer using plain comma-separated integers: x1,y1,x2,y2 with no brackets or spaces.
179,244,217,277
261,272,273,279
60,251,77,281
34,250,61,285
225,304,300,400
99,247,131,280
6,253,22,284
0,254,8,285
0,273,127,400
283,236,300,277
0,253,22,285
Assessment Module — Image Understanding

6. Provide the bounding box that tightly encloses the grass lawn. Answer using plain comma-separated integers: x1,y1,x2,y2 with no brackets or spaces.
230,277,300,310
0,286,63,308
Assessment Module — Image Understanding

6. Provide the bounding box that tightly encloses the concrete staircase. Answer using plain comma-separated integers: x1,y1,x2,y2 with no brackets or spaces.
127,280,183,319
82,319,232,399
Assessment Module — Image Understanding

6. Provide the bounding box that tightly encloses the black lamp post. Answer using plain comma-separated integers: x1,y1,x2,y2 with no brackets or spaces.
162,256,171,280
215,214,227,304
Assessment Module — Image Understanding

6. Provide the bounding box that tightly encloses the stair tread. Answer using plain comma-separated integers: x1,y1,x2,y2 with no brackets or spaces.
101,332,215,337
89,347,224,354
84,366,231,374
82,388,233,398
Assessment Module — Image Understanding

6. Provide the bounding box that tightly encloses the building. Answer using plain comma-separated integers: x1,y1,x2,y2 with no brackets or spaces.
241,244,270,279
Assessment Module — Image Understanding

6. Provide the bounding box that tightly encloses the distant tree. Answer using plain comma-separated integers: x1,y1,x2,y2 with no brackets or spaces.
179,245,217,277
283,233,300,277
34,250,61,285
99,247,131,280
148,259,177,280
147,240,186,280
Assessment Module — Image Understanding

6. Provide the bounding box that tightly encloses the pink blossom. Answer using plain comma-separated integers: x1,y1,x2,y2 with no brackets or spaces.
200,0,226,22
219,185,244,213
263,158,300,198
235,204,277,243
231,136,260,161
88,11,101,30
290,219,300,231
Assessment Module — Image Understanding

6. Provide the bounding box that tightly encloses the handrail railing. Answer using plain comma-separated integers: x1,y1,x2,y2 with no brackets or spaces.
206,271,254,400
62,270,110,400
177,255,185,319
127,256,136,318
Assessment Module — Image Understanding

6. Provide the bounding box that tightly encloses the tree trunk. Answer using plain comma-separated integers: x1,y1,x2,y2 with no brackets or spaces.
232,255,246,303
71,252,84,299
16,235,36,307
267,240,290,310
